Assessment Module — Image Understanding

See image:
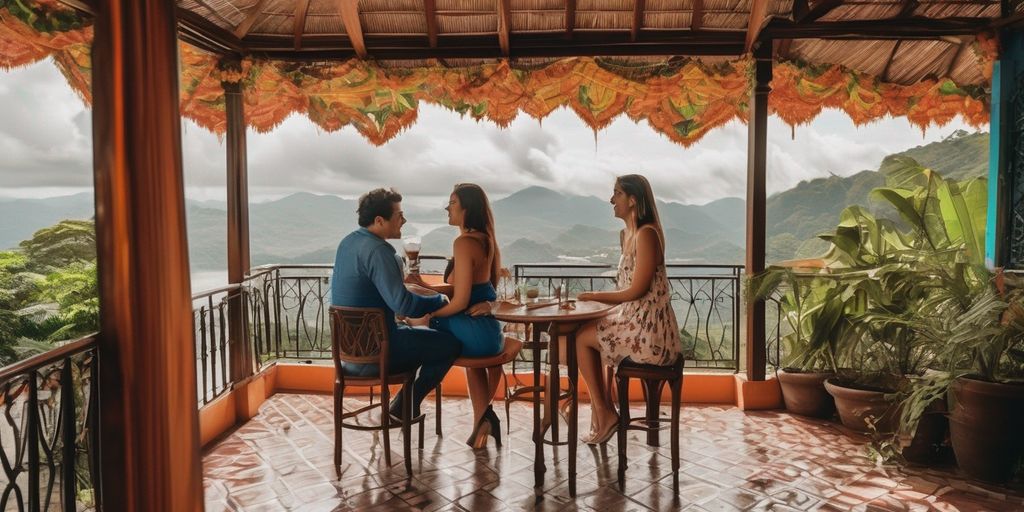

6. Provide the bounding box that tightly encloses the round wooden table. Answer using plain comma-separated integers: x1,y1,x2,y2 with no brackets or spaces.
492,299,615,496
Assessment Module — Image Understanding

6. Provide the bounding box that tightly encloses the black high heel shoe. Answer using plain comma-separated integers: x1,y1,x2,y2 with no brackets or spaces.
466,405,503,449
484,405,502,448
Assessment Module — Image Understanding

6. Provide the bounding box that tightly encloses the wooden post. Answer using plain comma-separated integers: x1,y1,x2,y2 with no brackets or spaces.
223,67,253,382
91,0,203,509
987,30,1024,269
745,43,771,381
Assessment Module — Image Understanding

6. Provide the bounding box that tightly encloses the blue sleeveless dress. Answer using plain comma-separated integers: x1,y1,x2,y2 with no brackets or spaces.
430,282,503,357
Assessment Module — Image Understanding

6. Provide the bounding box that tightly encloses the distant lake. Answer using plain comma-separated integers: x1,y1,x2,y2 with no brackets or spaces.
192,270,228,294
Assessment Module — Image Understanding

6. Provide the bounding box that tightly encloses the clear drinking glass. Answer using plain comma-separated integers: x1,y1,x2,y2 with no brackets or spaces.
403,237,421,275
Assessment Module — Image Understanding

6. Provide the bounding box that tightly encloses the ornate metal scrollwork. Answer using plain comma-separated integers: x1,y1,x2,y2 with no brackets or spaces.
1008,70,1024,267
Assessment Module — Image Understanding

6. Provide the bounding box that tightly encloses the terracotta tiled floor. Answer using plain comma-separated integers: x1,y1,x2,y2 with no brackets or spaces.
203,393,1024,511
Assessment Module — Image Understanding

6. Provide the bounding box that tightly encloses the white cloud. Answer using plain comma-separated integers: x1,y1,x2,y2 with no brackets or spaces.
1,60,980,207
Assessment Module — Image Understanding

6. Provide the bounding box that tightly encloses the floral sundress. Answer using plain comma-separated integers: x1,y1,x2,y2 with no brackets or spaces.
595,230,682,367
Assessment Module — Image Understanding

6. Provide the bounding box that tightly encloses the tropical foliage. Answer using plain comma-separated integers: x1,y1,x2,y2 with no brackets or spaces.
754,156,990,387
0,219,98,365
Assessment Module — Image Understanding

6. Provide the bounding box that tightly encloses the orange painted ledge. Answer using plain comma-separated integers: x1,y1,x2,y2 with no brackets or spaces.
734,374,784,410
200,363,783,449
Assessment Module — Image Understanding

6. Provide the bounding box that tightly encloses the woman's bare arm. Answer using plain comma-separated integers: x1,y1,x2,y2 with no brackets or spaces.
578,227,660,304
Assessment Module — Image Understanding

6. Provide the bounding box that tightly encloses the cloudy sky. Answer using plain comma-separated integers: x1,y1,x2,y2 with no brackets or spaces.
0,58,978,208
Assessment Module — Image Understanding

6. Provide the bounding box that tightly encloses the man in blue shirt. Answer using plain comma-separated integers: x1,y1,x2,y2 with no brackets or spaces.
331,188,460,420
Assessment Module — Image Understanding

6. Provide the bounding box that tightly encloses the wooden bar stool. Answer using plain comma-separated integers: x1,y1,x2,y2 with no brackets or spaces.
615,355,685,492
434,336,523,434
330,306,425,478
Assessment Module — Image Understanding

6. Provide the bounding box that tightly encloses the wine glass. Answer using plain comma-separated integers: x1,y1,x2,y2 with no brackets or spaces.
403,237,421,275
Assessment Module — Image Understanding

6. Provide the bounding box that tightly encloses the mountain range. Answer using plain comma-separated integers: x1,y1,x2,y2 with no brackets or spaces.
0,129,990,269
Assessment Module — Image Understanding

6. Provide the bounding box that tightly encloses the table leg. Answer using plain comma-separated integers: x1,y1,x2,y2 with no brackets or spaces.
532,324,545,488
547,323,560,449
567,330,579,497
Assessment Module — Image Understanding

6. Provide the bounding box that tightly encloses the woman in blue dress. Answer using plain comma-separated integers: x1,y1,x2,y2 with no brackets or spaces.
412,183,504,448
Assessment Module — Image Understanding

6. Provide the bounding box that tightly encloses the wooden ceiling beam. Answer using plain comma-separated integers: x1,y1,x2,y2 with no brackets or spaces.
339,0,368,59
745,0,769,52
424,0,439,48
691,0,704,30
944,37,966,77
234,0,270,39
294,0,311,49
632,0,645,41
796,0,842,23
498,0,512,55
245,29,745,46
880,39,900,81
177,6,245,54
776,38,793,59
250,40,746,60
897,0,919,18
791,0,808,21
566,0,577,39
764,17,989,38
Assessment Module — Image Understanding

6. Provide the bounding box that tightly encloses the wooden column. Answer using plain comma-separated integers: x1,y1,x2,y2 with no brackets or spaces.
745,43,771,381
91,0,203,509
987,30,1024,268
223,71,253,382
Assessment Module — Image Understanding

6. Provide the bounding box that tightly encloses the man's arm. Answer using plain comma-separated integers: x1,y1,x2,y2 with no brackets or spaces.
366,244,445,317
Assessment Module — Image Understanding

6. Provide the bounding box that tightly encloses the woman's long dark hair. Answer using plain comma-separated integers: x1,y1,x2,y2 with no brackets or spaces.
615,174,666,262
453,183,502,287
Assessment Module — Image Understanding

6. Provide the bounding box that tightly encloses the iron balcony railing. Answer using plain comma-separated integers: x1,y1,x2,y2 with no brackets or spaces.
0,334,100,511
513,263,745,370
189,258,784,409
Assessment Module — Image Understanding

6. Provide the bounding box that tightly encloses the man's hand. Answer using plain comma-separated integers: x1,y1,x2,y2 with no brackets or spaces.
406,283,439,296
406,315,430,327
405,273,427,286
467,301,494,317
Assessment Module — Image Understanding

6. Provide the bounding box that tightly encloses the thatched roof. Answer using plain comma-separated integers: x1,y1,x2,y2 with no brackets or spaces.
0,1,1012,146
172,0,1012,86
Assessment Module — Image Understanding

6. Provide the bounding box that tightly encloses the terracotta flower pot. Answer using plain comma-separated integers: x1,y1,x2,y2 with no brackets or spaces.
777,369,836,418
948,377,1024,483
824,379,898,434
901,398,952,466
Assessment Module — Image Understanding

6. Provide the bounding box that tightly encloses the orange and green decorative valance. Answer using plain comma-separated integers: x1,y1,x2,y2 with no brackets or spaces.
0,0,993,148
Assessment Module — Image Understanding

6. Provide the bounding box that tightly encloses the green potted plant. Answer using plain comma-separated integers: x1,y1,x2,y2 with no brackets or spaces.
895,268,1024,481
947,286,1024,482
780,157,986,437
750,268,849,418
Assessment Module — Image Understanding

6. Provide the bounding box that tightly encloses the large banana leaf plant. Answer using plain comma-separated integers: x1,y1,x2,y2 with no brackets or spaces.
752,156,990,390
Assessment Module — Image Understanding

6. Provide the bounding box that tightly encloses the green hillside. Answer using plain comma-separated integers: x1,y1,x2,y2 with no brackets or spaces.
3,130,989,271
766,130,989,261
891,129,989,181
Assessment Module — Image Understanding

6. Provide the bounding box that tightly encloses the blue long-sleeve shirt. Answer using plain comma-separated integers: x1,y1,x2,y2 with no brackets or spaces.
330,228,445,331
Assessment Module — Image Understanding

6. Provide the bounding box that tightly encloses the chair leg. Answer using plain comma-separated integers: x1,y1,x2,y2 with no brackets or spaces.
334,380,343,479
670,377,681,494
617,374,629,490
502,369,512,434
435,384,442,437
419,410,425,450
381,385,392,468
643,379,666,447
403,378,414,477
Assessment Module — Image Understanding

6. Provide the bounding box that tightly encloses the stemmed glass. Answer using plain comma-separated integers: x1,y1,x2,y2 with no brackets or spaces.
403,237,421,275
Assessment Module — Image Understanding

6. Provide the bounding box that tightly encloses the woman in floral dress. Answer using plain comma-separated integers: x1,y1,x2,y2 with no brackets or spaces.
575,174,682,445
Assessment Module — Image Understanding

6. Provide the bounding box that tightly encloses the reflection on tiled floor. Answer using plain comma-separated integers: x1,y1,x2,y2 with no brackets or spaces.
203,393,1024,511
